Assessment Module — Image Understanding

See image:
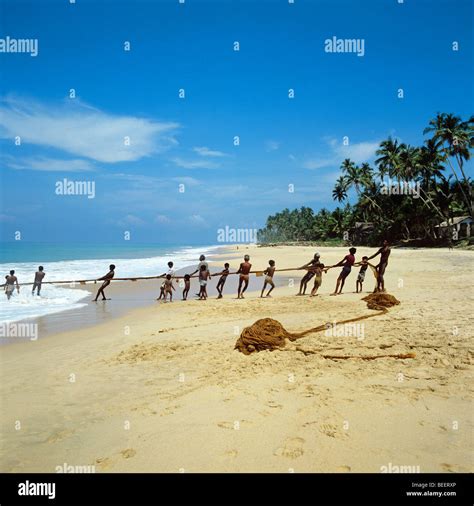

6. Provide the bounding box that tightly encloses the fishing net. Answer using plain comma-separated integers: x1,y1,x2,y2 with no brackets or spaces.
234,318,295,355
362,292,400,310
235,294,401,355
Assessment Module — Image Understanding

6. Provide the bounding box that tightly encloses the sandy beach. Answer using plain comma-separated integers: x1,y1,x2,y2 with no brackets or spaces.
0,245,472,473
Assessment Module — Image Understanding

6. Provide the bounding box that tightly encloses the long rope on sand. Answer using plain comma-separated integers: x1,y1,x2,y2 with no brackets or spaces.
1,262,366,288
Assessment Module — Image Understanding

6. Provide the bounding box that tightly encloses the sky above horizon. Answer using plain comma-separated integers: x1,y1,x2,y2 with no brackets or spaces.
0,0,472,245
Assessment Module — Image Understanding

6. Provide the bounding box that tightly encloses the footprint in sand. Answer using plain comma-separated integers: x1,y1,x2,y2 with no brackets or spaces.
224,449,238,458
274,437,305,459
267,400,283,409
120,448,137,459
46,429,75,443
319,423,344,439
95,456,113,470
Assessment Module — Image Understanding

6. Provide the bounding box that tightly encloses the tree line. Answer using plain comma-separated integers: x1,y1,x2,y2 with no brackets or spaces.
257,113,473,246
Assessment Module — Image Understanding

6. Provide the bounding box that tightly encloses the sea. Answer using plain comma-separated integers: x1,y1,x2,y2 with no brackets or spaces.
0,243,221,323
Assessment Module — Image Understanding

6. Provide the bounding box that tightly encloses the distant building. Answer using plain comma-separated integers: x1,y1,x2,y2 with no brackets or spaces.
435,216,473,240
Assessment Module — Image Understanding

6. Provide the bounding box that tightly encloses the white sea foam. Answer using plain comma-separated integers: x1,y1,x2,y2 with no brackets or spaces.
0,245,220,323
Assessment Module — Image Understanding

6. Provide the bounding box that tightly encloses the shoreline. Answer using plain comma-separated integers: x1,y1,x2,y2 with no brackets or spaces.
0,245,235,343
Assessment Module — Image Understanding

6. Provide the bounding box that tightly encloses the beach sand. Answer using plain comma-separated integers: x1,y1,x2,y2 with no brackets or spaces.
0,245,473,473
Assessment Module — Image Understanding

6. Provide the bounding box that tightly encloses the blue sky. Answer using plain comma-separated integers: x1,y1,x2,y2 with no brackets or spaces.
0,0,472,244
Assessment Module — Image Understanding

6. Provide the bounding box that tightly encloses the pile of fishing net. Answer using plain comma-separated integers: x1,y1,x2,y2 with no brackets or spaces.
362,292,400,310
234,295,401,355
234,318,299,355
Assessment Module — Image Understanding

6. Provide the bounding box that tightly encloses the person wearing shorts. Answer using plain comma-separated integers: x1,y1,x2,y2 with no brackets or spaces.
367,240,391,292
32,266,45,296
163,274,175,302
330,248,356,295
5,270,19,300
297,253,321,295
215,263,230,299
356,256,369,293
260,260,276,298
310,262,325,296
237,255,252,299
198,264,210,300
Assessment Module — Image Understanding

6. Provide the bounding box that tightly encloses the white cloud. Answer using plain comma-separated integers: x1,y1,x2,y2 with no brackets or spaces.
171,157,219,169
0,96,179,163
171,176,201,187
303,138,379,170
303,157,338,170
265,140,280,152
6,156,94,172
115,214,145,227
193,146,226,157
0,214,15,222
155,214,170,224
189,214,209,227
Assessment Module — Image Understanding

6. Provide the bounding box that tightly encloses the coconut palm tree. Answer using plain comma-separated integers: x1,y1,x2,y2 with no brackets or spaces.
424,113,472,216
332,176,348,202
375,137,401,179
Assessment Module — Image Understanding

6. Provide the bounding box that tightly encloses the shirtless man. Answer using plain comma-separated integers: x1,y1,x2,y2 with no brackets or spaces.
215,263,230,299
330,247,357,295
367,240,391,292
93,264,115,302
237,255,252,299
5,270,19,300
260,260,276,298
297,253,321,295
32,266,45,296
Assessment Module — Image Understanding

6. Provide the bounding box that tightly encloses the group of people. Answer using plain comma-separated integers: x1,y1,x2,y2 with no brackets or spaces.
3,266,45,300
296,240,391,296
3,241,391,302
150,240,391,303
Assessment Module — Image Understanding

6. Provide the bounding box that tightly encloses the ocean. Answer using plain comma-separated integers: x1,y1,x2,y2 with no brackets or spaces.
0,243,221,323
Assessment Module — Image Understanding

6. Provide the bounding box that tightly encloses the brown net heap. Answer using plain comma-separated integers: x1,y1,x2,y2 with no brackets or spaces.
235,293,401,355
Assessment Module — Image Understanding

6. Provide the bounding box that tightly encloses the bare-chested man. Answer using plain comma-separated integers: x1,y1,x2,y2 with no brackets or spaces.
367,240,391,292
32,266,45,296
5,270,19,300
237,255,252,299
93,264,115,302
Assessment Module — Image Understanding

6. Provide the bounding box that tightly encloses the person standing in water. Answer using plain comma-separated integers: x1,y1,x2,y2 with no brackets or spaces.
93,264,115,302
367,240,391,292
237,255,252,299
32,266,45,296
5,270,19,300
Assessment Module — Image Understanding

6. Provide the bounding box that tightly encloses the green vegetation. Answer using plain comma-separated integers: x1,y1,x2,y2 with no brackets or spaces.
258,113,473,246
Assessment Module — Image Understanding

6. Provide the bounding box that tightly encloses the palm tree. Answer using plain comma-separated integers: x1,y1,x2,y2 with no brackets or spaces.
424,113,472,216
375,137,401,179
332,176,348,202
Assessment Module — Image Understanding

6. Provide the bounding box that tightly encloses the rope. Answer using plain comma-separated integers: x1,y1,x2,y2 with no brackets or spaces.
0,264,344,288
